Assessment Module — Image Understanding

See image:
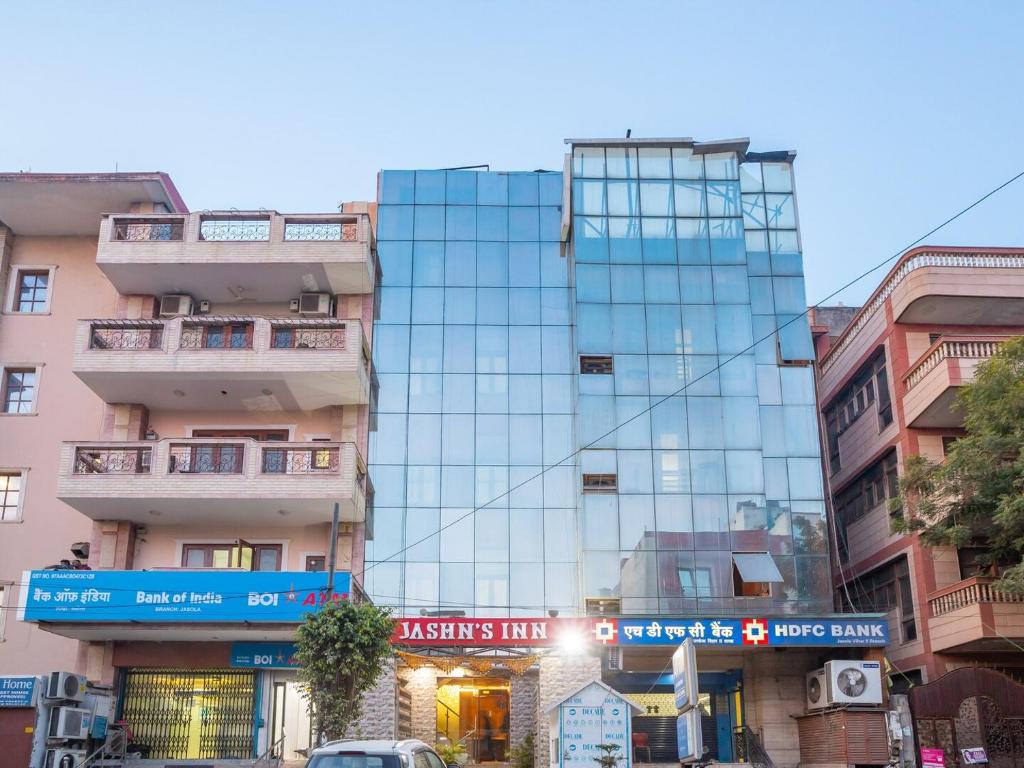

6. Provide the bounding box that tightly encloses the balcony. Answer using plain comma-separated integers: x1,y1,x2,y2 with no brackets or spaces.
96,211,376,301
56,439,368,525
73,316,370,410
901,336,1009,427
928,577,1024,652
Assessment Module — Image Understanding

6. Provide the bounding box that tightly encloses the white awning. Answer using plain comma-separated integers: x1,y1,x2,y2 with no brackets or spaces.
733,553,784,583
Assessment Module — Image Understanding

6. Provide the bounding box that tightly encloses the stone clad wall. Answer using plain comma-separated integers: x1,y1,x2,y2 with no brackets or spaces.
536,652,603,768
510,672,540,749
400,665,441,743
349,659,398,739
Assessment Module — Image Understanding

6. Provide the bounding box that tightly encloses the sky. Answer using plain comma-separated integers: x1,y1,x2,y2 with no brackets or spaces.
2,1,1023,305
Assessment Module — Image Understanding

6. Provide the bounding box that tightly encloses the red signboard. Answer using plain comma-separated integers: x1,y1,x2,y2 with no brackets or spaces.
392,617,592,646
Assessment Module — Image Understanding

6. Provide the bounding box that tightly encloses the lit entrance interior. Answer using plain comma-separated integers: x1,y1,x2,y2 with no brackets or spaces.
436,677,511,763
269,674,314,761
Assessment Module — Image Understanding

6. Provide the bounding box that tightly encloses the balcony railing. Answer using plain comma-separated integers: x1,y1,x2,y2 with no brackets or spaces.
73,446,152,474
270,324,346,350
113,218,185,242
928,576,1024,617
89,321,164,350
262,445,340,474
168,442,245,474
105,212,370,245
819,251,1024,375
199,217,271,242
904,336,1008,391
178,320,255,350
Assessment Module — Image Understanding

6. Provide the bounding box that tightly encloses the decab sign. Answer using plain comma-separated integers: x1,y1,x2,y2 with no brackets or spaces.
20,570,352,623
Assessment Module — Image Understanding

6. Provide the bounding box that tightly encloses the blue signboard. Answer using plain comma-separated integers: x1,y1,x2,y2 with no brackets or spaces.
607,617,888,647
0,676,37,707
231,642,300,669
20,569,351,623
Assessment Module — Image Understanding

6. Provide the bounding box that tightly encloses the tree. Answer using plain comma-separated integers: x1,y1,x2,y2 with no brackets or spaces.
895,336,1024,592
295,598,395,741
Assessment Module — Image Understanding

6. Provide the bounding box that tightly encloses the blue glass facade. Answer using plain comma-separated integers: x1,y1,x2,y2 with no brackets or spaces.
369,140,830,619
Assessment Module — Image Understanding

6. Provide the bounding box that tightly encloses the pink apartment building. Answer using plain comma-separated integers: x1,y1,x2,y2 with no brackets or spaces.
812,246,1024,689
0,173,376,761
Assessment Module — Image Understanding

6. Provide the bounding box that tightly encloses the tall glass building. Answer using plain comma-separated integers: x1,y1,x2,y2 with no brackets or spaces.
369,139,830,618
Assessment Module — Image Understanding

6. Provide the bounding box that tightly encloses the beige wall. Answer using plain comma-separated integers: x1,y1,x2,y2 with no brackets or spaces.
0,234,117,674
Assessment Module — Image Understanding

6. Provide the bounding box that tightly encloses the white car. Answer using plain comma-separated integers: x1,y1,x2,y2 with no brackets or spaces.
305,740,453,768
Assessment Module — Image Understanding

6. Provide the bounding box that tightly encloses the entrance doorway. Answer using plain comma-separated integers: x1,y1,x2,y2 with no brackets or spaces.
436,677,511,763
269,675,314,761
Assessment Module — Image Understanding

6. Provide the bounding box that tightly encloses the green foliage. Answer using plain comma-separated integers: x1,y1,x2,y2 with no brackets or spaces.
593,743,623,768
510,733,535,768
896,336,1024,592
434,742,467,766
295,598,394,741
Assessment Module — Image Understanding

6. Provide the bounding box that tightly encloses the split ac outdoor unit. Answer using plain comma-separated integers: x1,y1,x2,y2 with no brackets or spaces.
158,294,194,317
299,292,332,317
45,748,88,768
805,668,827,711
45,671,87,702
48,706,91,741
824,660,883,706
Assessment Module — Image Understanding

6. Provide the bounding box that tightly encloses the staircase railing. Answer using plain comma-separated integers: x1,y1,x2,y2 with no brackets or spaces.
734,725,775,768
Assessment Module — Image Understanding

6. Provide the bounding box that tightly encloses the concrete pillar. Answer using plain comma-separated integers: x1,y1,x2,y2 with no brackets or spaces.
102,403,149,440
536,652,602,768
90,521,136,570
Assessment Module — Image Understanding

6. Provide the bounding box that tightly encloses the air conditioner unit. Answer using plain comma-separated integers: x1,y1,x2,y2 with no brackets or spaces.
48,706,91,740
45,671,87,702
197,299,212,314
805,668,827,710
45,748,88,768
824,660,883,706
158,294,194,317
299,292,332,317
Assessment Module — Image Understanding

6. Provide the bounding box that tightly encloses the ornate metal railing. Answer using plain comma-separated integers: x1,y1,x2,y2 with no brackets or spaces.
198,218,270,241
261,445,340,474
89,323,164,350
929,577,1024,617
820,251,1024,375
168,443,245,474
73,446,152,474
178,322,254,350
904,336,1008,391
112,219,184,241
283,220,359,241
270,324,346,350
734,725,775,768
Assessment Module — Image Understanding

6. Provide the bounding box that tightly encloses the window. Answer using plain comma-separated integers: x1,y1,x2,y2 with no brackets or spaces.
182,542,281,571
582,473,617,492
0,472,22,521
0,584,6,640
833,451,900,561
2,368,37,413
823,351,891,471
580,355,614,374
942,435,958,457
305,555,326,572
10,269,51,313
732,552,784,597
847,556,916,643
677,568,712,598
180,323,253,349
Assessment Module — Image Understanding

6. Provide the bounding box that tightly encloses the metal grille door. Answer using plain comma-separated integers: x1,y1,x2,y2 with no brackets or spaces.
121,669,256,759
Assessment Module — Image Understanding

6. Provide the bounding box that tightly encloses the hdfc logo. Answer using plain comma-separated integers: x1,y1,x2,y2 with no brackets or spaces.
742,618,769,645
592,618,618,644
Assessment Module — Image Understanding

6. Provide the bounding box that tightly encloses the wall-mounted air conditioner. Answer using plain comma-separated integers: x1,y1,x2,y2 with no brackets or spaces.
825,660,883,706
299,292,332,317
805,668,827,710
158,294,194,317
45,748,88,768
48,706,91,740
45,671,87,702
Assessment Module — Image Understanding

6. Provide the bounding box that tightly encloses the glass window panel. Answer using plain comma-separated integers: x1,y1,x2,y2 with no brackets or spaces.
783,405,820,456
477,287,509,325
672,148,704,179
605,147,638,178
476,414,509,464
539,206,561,241
772,277,807,314
478,172,509,205
509,374,542,413
619,495,656,551
543,414,574,464
651,397,687,449
644,265,680,303
477,206,509,241
656,494,693,541
610,265,644,303
788,458,824,499
409,325,443,373
709,218,745,264
379,286,411,324
654,450,690,493
413,241,445,285
380,170,415,204
509,287,541,325
373,325,410,372
676,218,710,264
762,163,794,193
679,265,713,304
405,508,440,561
608,216,643,262
446,206,476,240
703,152,739,180
607,181,640,216
509,207,539,241
583,494,619,550
574,216,609,263
742,193,767,229
616,396,652,448
641,217,676,263
510,508,544,560
442,466,475,507
693,507,730,564
378,241,412,285
716,305,753,354
691,451,726,495
614,354,649,395
414,205,445,239
612,305,648,353
719,355,756,396
411,286,444,324
617,450,653,493
752,315,778,364
542,326,572,372
415,170,446,203
539,172,562,205
759,406,786,458
726,451,764,493
371,507,405,560
544,508,575,562
646,305,683,354
579,394,616,448
640,181,674,216
477,466,510,506
638,147,673,178
476,242,509,286
441,562,475,604
406,465,440,507
673,180,707,217
682,305,717,354
766,194,796,229
577,303,612,353
712,265,749,303
406,562,440,609
477,373,508,413
408,373,442,412
541,287,570,325
777,314,815,360
706,181,741,217
509,467,544,508
756,365,782,405
509,416,543,464
442,325,474,372
441,415,475,465
542,374,574,413
574,179,606,216
749,276,774,314
509,173,539,205
444,242,475,286
443,287,475,324
577,264,610,303
543,465,575,507
545,562,578,609
574,147,605,177
764,457,789,500
508,327,541,373
376,373,408,413
648,355,686,396
540,242,565,287
475,563,509,608
740,162,763,193
476,508,509,561
583,551,622,597
476,326,509,372
510,564,544,610
442,374,475,414
369,465,406,507
688,398,723,449
780,366,815,404
446,171,476,204
684,355,721,395
377,205,413,240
